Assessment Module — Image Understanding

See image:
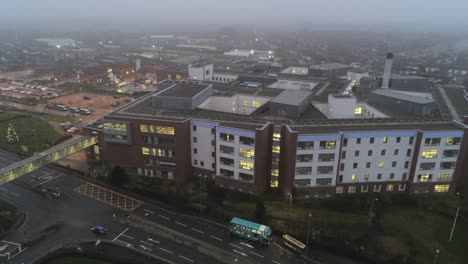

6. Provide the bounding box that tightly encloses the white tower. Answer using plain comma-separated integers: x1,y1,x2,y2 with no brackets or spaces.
382,52,393,89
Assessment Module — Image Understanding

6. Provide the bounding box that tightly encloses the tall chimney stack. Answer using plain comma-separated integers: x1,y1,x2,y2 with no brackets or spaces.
382,52,393,89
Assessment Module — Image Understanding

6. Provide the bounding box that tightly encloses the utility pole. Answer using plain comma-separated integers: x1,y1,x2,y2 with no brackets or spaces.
449,192,461,242
306,213,312,258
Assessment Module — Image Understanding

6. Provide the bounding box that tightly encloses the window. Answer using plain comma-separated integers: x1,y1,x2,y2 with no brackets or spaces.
336,186,343,194
273,133,281,141
440,162,456,170
104,122,127,131
242,100,248,106
318,153,335,162
140,124,148,133
394,149,399,156
366,162,371,168
438,173,452,181
418,174,432,182
381,150,386,156
239,173,254,182
398,184,406,191
298,141,314,150
386,184,394,192
445,137,461,145
351,174,357,181
406,149,412,157
157,126,175,135
378,161,384,168
443,150,459,158
402,173,407,181
252,100,261,107
295,179,311,187
211,128,215,134
192,126,197,131
317,166,334,174
193,148,197,154
370,137,374,144
220,133,234,142
220,145,234,154
361,185,369,192
419,162,435,170
240,136,255,146
142,147,150,155
356,138,361,144
239,148,255,158
383,137,388,143
392,161,397,167
340,163,345,171
297,154,313,162
272,146,280,153
220,157,234,166
354,107,362,114
316,178,332,186
377,173,382,180
364,174,369,181
348,186,356,193
374,185,381,192
220,169,233,177
409,137,414,145
320,141,336,149
296,167,312,175
239,160,254,170
338,175,343,183
396,137,401,143
404,161,409,169
424,138,441,146
193,137,197,143
341,151,346,159
422,150,438,159
353,163,358,169
194,159,198,165
200,161,204,167
343,138,348,147
434,184,450,193
354,150,360,157
368,150,373,156
390,173,394,179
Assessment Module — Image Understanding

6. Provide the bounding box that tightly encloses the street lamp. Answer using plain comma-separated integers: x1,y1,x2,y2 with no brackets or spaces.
306,213,312,258
449,192,461,242
433,249,440,264
369,198,378,224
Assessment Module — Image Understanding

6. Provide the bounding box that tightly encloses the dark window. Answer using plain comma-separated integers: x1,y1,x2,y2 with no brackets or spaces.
419,162,435,170
220,169,234,177
297,154,313,162
407,149,411,157
377,173,382,180
340,163,345,171
211,128,215,134
338,175,343,183
355,150,360,157
295,179,311,187
341,151,346,159
200,161,204,167
193,126,197,131
424,138,441,146
356,138,361,144
381,150,386,156
220,133,234,142
239,173,253,182
366,162,371,168
392,161,397,167
296,167,312,175
318,153,335,162
343,138,348,147
440,162,456,170
409,137,414,145
370,137,374,144
443,149,459,158
390,173,394,179
194,159,198,165
394,149,399,155
404,161,409,169
396,137,401,143
298,141,314,150
212,152,215,157
193,137,197,143
353,163,358,169
402,173,407,181
220,157,234,166
239,136,255,146
368,150,373,156
194,148,197,154
317,166,334,174
316,178,332,186
220,145,234,154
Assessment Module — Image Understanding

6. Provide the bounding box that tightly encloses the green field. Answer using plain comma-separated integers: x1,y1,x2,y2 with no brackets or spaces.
44,256,112,264
0,112,64,154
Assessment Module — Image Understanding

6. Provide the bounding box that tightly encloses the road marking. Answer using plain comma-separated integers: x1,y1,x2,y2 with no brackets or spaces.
179,255,194,262
158,214,170,220
121,234,135,240
139,240,153,247
0,187,6,191
240,242,254,248
191,228,204,234
113,227,129,241
210,235,223,242
175,221,187,227
144,209,155,214
249,251,264,258
35,174,62,186
159,247,173,254
115,239,132,247
230,243,243,250
147,238,160,244
9,192,20,197
272,261,281,264
233,249,247,257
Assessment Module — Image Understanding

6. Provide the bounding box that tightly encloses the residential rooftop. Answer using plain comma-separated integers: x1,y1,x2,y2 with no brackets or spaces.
156,82,210,98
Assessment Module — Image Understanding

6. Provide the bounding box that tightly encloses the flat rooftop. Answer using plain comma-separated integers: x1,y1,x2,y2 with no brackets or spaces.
270,90,312,106
156,83,210,98
371,89,435,104
311,63,350,70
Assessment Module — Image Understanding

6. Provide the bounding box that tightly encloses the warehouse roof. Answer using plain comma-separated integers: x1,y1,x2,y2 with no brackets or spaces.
270,90,312,106
370,89,435,104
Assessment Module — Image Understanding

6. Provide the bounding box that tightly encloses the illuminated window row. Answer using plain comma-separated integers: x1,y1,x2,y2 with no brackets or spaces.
422,150,438,159
434,184,450,193
239,148,255,158
140,125,175,135
104,122,127,131
141,147,175,157
239,160,254,171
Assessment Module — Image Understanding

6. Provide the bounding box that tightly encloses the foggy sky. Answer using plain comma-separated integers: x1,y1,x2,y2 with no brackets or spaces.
1,0,468,33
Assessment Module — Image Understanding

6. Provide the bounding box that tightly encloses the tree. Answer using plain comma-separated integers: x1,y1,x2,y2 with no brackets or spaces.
108,165,129,186
254,198,268,223
6,123,19,144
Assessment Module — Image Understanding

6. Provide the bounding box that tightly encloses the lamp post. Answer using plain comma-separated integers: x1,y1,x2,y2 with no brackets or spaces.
449,192,461,243
433,249,440,264
306,213,312,258
369,198,378,224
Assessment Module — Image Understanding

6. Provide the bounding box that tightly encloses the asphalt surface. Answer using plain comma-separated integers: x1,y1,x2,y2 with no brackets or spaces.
0,149,303,264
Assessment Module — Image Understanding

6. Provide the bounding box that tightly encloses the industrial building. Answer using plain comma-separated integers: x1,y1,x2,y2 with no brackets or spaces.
368,89,438,116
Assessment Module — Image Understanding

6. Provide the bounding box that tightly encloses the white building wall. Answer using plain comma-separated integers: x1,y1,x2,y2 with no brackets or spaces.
191,121,216,171
188,64,213,81
328,94,356,119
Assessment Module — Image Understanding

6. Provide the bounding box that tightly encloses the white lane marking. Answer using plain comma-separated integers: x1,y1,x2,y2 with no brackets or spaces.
159,247,173,254
147,238,160,244
158,214,170,220
240,242,254,248
230,243,243,250
9,192,20,197
179,255,194,262
144,209,155,214
0,187,6,191
139,245,151,251
140,240,153,247
233,249,247,257
210,235,223,242
249,251,264,258
191,228,204,234
121,234,135,240
175,221,187,227
35,174,62,186
115,239,132,247
113,227,129,241
272,260,281,264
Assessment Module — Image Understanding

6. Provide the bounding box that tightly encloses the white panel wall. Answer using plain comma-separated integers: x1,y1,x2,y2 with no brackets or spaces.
191,123,215,171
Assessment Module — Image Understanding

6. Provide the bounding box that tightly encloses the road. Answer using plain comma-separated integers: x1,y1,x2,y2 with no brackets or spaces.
0,149,303,264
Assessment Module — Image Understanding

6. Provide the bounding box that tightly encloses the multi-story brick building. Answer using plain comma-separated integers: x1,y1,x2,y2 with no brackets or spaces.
85,80,468,198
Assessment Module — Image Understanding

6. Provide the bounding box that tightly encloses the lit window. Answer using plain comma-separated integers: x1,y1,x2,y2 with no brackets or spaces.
422,150,438,159
272,146,280,153
425,138,441,146
271,180,279,188
243,100,248,106
383,137,388,143
354,107,362,114
378,161,384,168
271,169,279,176
273,133,281,141
93,145,100,154
175,74,182,80
351,174,357,181
364,174,369,181
437,173,452,181
336,186,343,194
239,148,255,158
103,122,127,131
418,174,432,182
445,137,461,145
239,160,254,170
386,184,394,192
348,186,356,193
157,126,175,135
140,124,148,133
320,141,336,149
434,184,450,193
142,147,150,155
252,100,261,107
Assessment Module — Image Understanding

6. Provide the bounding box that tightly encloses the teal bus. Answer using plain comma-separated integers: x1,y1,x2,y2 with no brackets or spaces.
229,217,271,246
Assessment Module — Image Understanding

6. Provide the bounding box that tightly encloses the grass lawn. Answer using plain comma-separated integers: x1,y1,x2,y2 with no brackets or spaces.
0,112,64,154
44,256,112,264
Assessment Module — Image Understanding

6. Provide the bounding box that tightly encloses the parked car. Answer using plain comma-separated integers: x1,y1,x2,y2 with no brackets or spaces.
68,107,80,113
91,225,107,235
111,101,120,107
79,109,91,115
83,95,92,100
67,127,78,133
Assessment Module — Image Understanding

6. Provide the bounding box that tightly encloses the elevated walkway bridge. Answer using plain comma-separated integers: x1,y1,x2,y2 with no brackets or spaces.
0,136,98,185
